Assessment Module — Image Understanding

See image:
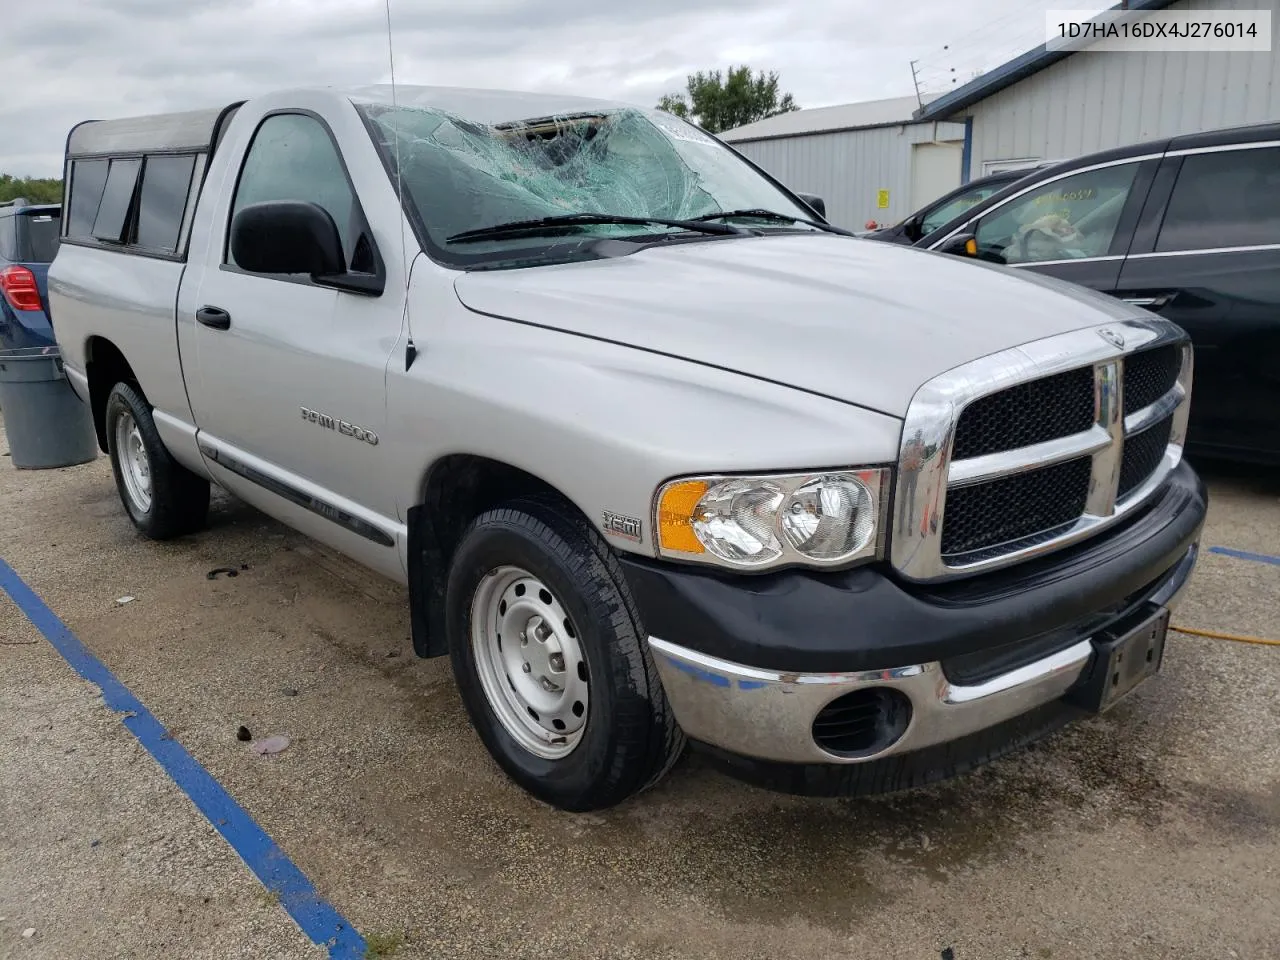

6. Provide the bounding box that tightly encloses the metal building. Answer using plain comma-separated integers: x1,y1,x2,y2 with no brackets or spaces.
722,0,1278,228
916,0,1280,181
720,96,966,230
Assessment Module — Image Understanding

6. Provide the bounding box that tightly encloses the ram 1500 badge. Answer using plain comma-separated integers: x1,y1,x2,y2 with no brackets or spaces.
300,406,379,445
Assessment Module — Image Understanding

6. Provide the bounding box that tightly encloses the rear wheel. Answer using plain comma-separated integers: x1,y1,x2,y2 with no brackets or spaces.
446,497,684,811
104,382,209,539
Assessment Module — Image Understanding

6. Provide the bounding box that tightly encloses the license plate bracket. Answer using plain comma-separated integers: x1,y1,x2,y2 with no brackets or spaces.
1070,607,1170,713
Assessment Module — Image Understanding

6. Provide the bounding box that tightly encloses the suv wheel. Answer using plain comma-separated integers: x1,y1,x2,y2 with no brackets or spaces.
105,383,210,539
446,497,684,811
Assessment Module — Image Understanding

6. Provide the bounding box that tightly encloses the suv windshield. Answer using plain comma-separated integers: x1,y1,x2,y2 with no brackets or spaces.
919,182,1008,235
16,210,61,263
357,102,816,267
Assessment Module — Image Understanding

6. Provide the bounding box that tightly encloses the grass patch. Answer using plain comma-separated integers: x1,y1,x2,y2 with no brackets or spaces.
252,887,281,908
364,930,405,958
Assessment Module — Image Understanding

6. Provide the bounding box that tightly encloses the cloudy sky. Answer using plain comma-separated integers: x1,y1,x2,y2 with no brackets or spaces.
2,0,1112,177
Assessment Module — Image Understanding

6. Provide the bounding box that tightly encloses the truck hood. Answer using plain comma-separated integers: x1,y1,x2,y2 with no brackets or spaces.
452,233,1145,418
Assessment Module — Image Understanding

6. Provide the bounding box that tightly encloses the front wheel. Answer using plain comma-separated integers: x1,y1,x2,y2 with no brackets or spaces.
446,498,684,811
104,382,210,540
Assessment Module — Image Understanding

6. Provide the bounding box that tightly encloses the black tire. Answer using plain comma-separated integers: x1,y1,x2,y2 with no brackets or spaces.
104,382,210,540
446,496,684,811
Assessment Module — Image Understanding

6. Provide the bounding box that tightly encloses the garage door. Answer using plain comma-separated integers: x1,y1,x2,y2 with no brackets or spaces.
910,142,963,210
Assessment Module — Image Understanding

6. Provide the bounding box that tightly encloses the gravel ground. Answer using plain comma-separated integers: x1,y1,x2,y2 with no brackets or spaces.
0,415,1277,960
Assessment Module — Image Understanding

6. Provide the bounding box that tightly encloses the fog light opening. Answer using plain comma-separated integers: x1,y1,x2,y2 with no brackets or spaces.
812,687,912,759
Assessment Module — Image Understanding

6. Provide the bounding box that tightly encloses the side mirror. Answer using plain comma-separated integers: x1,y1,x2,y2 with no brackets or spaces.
903,215,924,242
795,192,826,219
230,201,345,277
937,232,979,257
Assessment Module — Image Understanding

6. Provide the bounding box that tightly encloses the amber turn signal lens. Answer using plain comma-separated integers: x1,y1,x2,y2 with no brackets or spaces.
656,480,708,554
964,237,978,256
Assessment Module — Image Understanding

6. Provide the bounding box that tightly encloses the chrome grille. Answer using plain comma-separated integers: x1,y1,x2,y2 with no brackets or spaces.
891,319,1193,582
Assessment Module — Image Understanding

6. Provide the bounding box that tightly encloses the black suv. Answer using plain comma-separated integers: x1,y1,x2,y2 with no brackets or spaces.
862,163,1051,245
913,122,1280,466
0,198,60,351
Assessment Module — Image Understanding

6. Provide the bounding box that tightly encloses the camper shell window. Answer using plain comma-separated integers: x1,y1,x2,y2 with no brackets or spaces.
62,104,232,260
91,159,142,243
64,153,203,257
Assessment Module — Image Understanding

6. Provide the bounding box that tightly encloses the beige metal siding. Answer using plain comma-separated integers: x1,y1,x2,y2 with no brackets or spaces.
731,121,965,229
965,0,1280,176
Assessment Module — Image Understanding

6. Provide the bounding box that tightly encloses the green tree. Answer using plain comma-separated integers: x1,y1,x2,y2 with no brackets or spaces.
0,174,63,204
657,65,799,134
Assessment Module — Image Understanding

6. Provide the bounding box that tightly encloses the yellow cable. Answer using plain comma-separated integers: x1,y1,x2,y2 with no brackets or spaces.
1171,625,1280,647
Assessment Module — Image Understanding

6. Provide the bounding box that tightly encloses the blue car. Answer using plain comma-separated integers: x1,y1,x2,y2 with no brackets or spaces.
0,198,60,350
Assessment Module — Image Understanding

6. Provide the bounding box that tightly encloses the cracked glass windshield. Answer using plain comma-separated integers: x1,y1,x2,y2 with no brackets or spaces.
357,101,816,266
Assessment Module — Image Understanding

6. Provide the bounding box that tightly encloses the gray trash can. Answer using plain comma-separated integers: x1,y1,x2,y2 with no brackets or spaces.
0,347,99,470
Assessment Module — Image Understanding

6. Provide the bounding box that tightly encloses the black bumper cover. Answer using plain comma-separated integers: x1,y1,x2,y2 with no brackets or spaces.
619,460,1207,675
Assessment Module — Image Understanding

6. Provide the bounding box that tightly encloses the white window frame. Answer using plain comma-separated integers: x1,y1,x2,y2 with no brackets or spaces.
981,157,1043,175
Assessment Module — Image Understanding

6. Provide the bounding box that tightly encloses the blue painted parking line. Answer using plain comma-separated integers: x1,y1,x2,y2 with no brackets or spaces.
0,556,367,959
1209,546,1280,567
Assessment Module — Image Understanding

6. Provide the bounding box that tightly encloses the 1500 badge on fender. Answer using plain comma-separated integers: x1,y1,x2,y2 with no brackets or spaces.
300,406,379,445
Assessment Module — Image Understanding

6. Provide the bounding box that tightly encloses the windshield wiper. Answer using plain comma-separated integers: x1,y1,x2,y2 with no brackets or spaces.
446,213,746,244
690,209,854,236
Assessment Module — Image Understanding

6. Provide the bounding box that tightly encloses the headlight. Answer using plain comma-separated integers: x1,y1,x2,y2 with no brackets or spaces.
655,468,890,571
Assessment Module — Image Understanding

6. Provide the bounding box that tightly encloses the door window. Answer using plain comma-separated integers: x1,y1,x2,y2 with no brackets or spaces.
1155,146,1280,252
973,162,1139,265
228,113,358,271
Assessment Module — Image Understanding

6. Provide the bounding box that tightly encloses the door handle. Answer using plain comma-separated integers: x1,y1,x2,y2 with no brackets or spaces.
1121,294,1174,310
196,305,232,330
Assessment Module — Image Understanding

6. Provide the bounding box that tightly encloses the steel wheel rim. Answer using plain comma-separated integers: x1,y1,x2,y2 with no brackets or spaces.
114,411,152,513
470,565,589,760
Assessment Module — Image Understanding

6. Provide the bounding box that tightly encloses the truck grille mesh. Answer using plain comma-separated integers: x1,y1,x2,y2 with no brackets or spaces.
1118,415,1174,499
952,367,1096,460
1123,345,1180,415
941,457,1092,558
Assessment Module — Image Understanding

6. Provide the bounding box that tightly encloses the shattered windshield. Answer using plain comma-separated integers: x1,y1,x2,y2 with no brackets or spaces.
356,102,816,267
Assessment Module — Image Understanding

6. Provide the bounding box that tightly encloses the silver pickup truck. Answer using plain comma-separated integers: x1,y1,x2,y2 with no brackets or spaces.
48,85,1206,811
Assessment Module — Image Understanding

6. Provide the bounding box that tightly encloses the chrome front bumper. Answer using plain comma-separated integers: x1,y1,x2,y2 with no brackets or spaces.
649,545,1196,766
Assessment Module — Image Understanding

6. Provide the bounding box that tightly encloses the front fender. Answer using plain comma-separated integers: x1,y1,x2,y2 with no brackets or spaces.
387,304,904,560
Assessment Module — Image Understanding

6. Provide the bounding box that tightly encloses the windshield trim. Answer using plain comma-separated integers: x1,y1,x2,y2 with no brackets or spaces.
353,100,837,272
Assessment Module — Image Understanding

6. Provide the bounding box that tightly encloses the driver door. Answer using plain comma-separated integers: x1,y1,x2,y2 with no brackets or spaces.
963,158,1159,295
183,110,406,577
